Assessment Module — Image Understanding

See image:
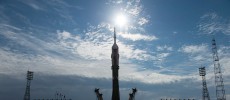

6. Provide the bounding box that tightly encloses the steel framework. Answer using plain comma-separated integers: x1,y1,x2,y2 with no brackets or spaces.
199,67,210,100
212,38,226,100
24,71,34,100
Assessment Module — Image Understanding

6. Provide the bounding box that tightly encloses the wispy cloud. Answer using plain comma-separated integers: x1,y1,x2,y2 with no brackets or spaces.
121,68,195,84
19,0,83,11
107,0,123,4
178,44,213,67
217,45,230,76
57,24,153,61
138,17,149,26
179,44,208,54
125,0,142,16
127,6,142,16
19,0,44,10
0,23,194,85
198,12,230,35
0,47,195,84
118,32,158,41
156,45,173,51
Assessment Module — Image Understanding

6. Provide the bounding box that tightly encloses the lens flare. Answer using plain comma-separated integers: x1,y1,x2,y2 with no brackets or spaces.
115,13,127,27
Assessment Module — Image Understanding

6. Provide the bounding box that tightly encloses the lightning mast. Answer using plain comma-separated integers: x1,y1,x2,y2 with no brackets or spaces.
212,38,226,100
24,71,34,100
199,67,210,100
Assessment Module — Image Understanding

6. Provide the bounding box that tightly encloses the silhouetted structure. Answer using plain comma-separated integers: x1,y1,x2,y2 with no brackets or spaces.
33,99,72,100
34,91,72,100
111,27,120,100
199,67,210,100
24,71,34,100
95,88,103,100
212,38,226,100
94,28,138,100
129,88,137,100
161,98,196,100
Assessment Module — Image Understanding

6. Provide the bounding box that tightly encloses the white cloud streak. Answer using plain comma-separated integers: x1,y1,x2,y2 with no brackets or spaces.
138,17,149,26
198,13,230,35
179,44,208,54
118,32,158,41
156,45,173,51
178,44,213,66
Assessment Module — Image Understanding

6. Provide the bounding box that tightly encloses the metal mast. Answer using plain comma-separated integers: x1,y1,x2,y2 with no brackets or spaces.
212,38,226,100
129,88,137,100
95,88,103,100
199,67,210,100
24,71,34,100
111,27,120,100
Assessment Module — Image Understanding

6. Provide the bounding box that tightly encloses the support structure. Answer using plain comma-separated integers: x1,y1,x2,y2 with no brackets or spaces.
24,71,34,100
199,67,210,100
160,98,196,100
129,88,137,100
212,38,226,100
34,91,72,100
111,27,120,100
55,91,68,100
95,88,103,100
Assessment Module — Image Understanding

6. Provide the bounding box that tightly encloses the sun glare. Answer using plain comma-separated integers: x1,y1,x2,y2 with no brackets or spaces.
115,13,127,27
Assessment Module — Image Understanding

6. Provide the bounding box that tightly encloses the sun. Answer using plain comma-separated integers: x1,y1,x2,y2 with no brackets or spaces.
115,13,128,27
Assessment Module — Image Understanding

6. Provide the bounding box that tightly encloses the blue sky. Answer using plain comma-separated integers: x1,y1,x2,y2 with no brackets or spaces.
0,0,230,100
